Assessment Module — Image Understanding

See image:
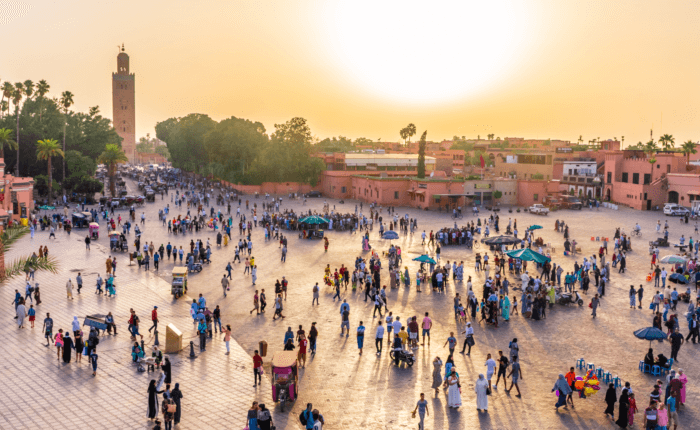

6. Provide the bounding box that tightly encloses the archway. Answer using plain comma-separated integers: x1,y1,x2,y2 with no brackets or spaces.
668,191,679,204
587,189,592,198
605,188,611,201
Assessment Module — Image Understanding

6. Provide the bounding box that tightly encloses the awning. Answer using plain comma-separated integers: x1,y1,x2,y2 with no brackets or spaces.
688,190,700,195
415,190,426,195
433,194,475,197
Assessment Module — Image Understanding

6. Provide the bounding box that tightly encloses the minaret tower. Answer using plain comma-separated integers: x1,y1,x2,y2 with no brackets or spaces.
112,44,136,163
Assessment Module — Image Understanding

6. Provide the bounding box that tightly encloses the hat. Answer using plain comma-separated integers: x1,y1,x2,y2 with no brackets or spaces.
154,306,158,309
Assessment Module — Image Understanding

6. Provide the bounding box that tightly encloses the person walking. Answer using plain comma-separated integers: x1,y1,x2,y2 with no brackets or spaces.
670,328,684,362
90,348,98,376
553,373,572,411
591,294,600,317
76,273,83,294
431,357,443,394
460,322,474,355
16,299,26,328
312,283,320,305
66,279,74,300
604,382,617,418
221,275,230,298
253,350,263,386
506,355,522,397
357,321,365,355
148,306,159,333
475,374,489,412
375,320,384,354
495,350,509,389
43,313,53,346
171,384,183,425
412,393,429,430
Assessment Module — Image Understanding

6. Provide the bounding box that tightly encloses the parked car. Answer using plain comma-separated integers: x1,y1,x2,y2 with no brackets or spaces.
529,204,550,215
560,196,583,210
306,191,322,198
664,205,690,216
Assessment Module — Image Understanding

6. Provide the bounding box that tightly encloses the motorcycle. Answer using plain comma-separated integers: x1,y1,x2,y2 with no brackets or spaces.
555,288,584,306
390,348,415,366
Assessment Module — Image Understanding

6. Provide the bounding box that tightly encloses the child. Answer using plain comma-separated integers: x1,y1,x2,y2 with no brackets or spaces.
656,402,668,430
512,296,519,315
628,393,637,426
28,305,36,328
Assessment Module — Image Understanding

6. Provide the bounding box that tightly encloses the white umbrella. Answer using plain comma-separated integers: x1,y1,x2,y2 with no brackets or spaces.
659,255,689,265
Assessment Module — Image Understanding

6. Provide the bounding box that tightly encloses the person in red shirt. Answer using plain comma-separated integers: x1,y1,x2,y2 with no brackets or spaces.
565,367,577,408
298,334,308,367
148,306,158,333
253,350,263,386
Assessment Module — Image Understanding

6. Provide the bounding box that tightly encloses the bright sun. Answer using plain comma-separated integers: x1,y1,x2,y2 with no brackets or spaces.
323,0,528,104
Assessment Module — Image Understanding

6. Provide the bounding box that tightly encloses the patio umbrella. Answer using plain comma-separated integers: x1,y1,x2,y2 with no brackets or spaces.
299,216,329,225
412,254,437,265
505,248,551,264
382,231,399,240
659,255,688,265
39,205,55,210
633,327,668,347
484,235,520,245
527,225,543,231
668,273,689,284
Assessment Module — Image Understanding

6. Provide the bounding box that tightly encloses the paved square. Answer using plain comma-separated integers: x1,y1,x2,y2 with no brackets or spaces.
3,181,698,429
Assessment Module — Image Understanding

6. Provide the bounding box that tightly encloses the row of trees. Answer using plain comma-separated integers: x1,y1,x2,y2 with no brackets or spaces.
625,133,697,163
136,133,171,159
156,115,325,185
0,78,123,202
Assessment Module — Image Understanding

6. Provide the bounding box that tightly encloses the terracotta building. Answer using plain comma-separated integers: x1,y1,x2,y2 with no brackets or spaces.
112,45,136,163
0,158,34,224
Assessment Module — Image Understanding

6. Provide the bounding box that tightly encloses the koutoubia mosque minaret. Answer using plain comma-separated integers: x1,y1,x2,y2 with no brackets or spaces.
112,44,136,163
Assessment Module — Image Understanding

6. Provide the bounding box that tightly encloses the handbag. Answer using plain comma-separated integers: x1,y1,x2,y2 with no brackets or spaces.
466,336,475,347
167,404,177,413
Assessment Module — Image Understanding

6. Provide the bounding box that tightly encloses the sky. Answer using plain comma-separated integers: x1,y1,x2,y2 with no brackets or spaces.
2,0,699,147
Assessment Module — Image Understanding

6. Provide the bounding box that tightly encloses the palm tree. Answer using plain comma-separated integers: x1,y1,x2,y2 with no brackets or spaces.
659,134,675,151
399,127,408,145
406,123,417,144
0,128,18,160
621,136,625,147
35,80,50,122
0,81,11,119
0,226,59,282
97,144,128,197
22,80,34,100
12,82,23,175
578,135,583,145
681,140,697,164
644,139,658,156
36,139,64,206
59,91,74,190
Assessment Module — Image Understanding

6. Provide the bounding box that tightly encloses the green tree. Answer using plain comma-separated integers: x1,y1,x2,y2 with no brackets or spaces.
12,82,23,174
399,127,408,145
154,145,170,160
59,91,74,189
681,140,697,164
97,144,128,197
644,139,658,156
0,128,18,159
406,123,416,144
0,82,13,118
35,139,64,205
659,134,675,151
35,80,50,122
417,131,427,178
0,226,58,282
65,150,97,179
155,114,215,173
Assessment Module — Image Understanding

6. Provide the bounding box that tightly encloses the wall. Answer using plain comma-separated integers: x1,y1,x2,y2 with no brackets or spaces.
667,174,700,205
517,180,562,207
220,181,320,196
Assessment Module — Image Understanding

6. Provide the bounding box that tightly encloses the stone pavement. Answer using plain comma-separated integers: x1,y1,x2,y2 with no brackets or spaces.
3,181,700,429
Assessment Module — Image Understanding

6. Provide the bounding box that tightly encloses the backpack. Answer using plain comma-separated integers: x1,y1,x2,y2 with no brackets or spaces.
313,285,318,293
299,410,308,425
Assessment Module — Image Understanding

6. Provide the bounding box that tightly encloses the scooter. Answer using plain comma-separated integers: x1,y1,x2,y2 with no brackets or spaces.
555,288,584,306
390,348,415,367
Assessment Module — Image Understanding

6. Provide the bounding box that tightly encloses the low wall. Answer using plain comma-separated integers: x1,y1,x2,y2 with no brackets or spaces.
220,181,320,195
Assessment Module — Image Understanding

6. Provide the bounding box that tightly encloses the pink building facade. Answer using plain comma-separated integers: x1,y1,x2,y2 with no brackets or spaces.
0,159,34,224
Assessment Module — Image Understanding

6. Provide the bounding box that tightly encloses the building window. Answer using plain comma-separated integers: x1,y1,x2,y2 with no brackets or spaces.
607,172,612,183
621,172,628,183
394,191,399,199
533,194,538,201
632,173,639,184
644,174,651,185
341,186,346,193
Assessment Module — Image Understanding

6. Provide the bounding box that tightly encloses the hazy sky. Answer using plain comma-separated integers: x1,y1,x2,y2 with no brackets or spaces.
2,0,699,146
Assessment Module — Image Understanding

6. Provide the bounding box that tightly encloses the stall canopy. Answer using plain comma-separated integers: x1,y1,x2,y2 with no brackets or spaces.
299,216,329,225
505,248,551,263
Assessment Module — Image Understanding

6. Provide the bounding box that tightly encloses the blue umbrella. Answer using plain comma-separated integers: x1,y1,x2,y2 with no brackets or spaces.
633,327,668,347
669,273,689,284
382,231,399,240
412,254,436,264
505,248,551,264
527,225,543,231
299,216,329,225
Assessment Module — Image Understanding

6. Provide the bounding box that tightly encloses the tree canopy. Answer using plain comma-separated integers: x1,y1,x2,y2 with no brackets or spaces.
156,115,324,185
